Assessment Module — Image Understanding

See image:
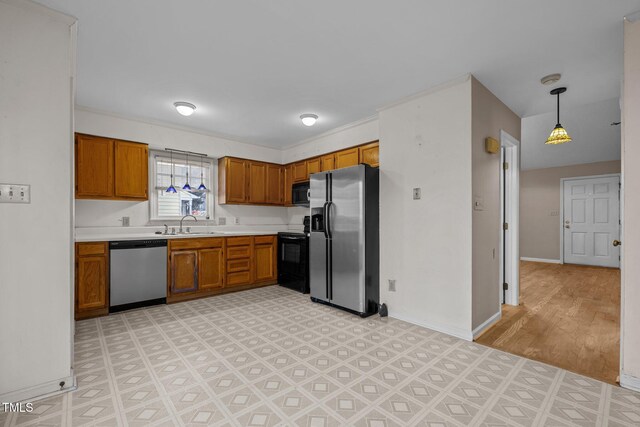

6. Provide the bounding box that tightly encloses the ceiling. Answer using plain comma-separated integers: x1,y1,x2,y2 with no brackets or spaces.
35,0,640,148
521,98,621,170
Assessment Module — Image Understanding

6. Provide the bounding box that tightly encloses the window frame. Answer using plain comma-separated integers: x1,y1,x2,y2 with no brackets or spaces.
149,150,216,221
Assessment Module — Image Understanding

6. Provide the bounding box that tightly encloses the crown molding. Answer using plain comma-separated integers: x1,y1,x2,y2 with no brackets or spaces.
282,114,379,150
1,0,77,25
377,73,472,113
625,10,640,23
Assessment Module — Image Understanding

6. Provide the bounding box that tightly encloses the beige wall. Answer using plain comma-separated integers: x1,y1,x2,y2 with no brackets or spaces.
520,161,621,261
470,77,521,331
621,17,640,390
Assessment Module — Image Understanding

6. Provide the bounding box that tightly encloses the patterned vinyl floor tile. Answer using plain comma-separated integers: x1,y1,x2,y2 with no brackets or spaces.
2,285,640,426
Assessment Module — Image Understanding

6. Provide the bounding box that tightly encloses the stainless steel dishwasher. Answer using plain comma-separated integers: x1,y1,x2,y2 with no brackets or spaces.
109,239,167,312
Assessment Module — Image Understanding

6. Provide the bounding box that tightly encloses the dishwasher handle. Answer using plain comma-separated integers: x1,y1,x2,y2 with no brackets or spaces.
109,240,168,249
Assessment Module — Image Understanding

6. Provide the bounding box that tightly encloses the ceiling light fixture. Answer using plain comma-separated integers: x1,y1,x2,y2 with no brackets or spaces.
174,101,196,116
540,73,562,86
300,113,318,127
545,87,572,145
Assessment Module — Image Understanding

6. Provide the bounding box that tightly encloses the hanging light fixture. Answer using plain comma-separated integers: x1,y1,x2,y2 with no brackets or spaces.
198,155,207,191
545,87,572,145
166,150,177,193
182,152,191,190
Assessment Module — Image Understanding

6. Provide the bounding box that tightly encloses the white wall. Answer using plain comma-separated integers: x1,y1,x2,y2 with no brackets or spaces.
621,16,640,392
0,0,75,401
74,108,290,229
378,76,474,339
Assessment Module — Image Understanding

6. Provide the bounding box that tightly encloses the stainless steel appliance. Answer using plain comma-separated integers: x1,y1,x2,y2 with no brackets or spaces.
292,182,310,206
110,239,167,312
309,164,379,317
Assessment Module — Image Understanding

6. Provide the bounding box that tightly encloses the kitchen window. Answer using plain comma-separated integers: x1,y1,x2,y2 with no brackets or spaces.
150,151,214,220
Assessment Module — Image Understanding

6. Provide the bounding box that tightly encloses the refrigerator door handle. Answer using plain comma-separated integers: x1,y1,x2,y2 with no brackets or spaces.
325,201,333,240
323,201,330,239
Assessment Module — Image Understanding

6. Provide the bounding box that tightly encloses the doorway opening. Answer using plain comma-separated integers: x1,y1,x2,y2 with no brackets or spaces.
499,130,520,306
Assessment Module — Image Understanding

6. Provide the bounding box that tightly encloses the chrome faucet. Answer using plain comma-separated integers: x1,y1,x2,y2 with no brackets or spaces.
179,215,197,233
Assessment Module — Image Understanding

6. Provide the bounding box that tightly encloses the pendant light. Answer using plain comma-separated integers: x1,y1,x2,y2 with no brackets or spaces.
166,150,177,193
545,87,572,145
182,153,192,190
198,155,207,191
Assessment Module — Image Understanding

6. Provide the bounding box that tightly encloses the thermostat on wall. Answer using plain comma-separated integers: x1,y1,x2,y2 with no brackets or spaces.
0,183,31,203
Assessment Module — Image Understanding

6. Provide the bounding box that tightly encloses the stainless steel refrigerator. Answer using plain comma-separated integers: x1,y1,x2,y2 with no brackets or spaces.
309,164,379,317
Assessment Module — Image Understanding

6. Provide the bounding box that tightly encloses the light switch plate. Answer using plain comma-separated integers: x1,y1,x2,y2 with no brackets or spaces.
0,183,30,203
218,217,226,225
413,188,421,200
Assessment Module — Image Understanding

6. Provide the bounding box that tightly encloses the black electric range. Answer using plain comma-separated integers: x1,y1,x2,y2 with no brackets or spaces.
277,217,310,293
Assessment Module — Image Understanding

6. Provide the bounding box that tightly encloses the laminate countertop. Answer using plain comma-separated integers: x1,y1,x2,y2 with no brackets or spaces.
75,230,280,243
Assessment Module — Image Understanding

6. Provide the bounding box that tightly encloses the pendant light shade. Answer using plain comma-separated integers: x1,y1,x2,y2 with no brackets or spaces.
545,87,572,145
166,150,177,193
197,154,207,190
182,153,191,190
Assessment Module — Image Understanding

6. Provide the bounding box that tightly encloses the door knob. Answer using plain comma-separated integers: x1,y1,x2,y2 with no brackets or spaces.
565,225,570,229
613,240,622,247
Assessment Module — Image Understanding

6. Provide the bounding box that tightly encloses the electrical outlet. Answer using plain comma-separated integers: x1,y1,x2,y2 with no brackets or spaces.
121,216,130,227
413,188,421,200
234,217,240,225
218,217,226,225
388,279,396,292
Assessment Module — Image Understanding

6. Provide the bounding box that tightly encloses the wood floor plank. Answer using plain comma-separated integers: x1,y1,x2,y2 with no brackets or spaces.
476,261,620,384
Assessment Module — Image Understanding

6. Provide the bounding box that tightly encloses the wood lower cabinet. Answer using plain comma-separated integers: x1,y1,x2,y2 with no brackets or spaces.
254,236,277,283
198,247,224,291
170,250,198,294
75,133,148,201
226,237,252,287
335,147,360,169
75,242,109,320
359,142,379,168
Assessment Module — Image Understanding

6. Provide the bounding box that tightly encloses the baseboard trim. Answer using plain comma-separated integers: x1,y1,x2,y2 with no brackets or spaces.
472,311,502,340
620,372,640,392
0,374,76,403
388,311,473,341
520,257,562,264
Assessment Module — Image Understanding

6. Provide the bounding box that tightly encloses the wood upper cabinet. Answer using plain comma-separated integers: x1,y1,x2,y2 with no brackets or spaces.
219,157,249,204
170,250,198,294
253,236,277,283
306,158,321,178
283,164,293,206
114,141,148,199
358,142,379,168
266,164,283,205
75,133,148,201
321,154,336,171
335,147,360,169
76,134,114,198
248,161,267,204
75,242,109,320
199,247,224,291
293,161,307,183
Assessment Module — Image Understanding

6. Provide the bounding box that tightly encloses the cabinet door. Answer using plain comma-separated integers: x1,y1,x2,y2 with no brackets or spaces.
75,134,114,198
293,162,307,182
226,158,249,203
114,141,148,199
254,240,277,283
170,250,198,294
266,164,283,205
248,162,267,204
306,158,321,178
321,154,336,171
335,148,359,169
359,142,379,168
76,255,108,312
199,248,224,291
283,165,293,206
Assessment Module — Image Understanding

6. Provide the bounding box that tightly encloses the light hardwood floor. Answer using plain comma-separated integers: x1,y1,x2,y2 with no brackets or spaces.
476,261,620,385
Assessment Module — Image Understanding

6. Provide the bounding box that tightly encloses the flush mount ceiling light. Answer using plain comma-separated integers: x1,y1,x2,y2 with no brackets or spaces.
300,113,318,127
545,87,572,145
174,101,196,116
540,73,562,86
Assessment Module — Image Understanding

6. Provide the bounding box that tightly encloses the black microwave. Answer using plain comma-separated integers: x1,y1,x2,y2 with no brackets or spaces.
292,182,310,206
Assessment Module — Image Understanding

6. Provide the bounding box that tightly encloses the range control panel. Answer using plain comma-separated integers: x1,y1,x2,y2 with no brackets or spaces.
0,183,31,203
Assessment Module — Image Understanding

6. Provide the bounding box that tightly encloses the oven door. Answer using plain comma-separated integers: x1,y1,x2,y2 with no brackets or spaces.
292,182,310,206
277,234,309,293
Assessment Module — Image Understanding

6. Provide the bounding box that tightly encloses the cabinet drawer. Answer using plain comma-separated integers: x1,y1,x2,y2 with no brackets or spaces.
77,242,107,256
226,236,252,247
227,271,252,287
170,237,224,250
227,258,250,273
254,235,275,245
226,245,251,259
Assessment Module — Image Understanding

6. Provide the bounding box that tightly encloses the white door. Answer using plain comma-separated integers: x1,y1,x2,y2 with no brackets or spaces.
563,175,620,267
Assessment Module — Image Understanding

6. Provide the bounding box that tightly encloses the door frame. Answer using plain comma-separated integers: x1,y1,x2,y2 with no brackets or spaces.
559,173,621,265
499,130,520,306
